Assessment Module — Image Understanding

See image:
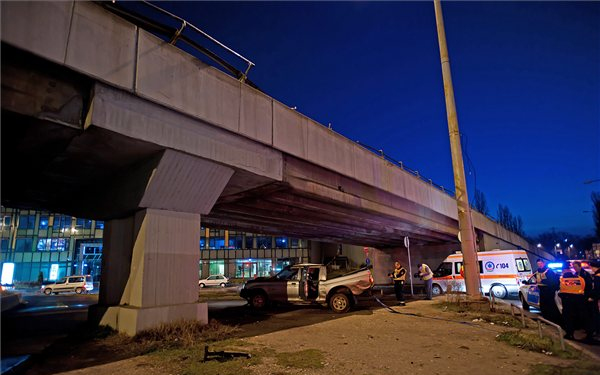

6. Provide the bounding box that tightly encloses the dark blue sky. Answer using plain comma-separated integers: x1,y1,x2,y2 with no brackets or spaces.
152,1,599,236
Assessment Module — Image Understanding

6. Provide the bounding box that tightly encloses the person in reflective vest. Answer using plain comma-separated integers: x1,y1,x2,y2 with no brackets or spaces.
389,261,407,305
534,259,561,325
416,263,434,300
559,265,585,340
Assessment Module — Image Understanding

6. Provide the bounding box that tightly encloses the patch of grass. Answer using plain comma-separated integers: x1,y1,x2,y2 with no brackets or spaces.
496,331,581,359
134,319,241,349
149,341,262,375
275,349,326,369
437,301,528,328
530,362,600,375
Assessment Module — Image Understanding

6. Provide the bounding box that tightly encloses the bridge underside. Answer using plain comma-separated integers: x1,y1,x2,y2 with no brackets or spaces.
1,44,459,248
2,111,458,248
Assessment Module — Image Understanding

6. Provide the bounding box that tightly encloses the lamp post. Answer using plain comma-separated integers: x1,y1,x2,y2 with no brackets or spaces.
433,0,480,298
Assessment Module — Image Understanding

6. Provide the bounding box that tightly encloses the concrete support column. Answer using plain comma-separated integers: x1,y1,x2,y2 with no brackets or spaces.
90,149,234,335
93,209,205,335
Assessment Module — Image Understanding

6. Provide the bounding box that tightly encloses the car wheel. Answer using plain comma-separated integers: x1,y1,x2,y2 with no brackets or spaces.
249,292,268,309
329,293,351,314
199,283,205,288
432,284,443,296
219,283,226,288
490,284,507,299
520,293,530,311
43,288,52,295
75,287,84,294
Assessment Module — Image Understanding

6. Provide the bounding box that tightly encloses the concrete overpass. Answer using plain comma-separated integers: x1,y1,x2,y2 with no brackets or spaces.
1,2,540,334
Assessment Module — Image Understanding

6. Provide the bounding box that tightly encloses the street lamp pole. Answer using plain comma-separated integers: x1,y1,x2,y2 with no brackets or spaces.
433,0,481,298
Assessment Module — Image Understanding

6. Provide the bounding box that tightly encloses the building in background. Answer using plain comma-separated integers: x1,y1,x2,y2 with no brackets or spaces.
199,228,309,278
0,207,104,284
0,207,310,284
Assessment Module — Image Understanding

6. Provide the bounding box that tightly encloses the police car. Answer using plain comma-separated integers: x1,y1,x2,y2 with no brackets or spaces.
519,260,593,312
519,275,559,312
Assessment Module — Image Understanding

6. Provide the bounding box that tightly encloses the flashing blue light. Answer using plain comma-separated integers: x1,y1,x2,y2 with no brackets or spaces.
548,262,564,270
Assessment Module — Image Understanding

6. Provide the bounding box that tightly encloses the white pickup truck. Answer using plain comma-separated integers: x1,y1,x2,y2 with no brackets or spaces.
240,263,374,313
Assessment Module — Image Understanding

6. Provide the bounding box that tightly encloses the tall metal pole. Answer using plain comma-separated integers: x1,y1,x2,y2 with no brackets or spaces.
405,236,414,295
433,0,480,298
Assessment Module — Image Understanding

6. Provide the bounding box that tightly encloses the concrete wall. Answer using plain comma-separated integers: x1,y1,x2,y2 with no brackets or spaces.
1,1,531,250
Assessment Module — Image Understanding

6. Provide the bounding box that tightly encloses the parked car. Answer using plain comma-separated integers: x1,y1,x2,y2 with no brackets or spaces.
199,275,229,288
0,283,15,291
41,275,93,295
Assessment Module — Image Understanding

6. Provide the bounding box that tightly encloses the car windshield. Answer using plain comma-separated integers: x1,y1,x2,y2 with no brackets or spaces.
275,266,299,280
434,262,453,277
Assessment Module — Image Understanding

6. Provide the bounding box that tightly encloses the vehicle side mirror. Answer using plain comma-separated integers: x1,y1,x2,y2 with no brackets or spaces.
521,280,528,285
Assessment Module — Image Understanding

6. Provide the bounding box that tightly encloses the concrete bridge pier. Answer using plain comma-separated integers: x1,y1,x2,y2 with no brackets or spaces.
93,209,203,335
90,150,234,335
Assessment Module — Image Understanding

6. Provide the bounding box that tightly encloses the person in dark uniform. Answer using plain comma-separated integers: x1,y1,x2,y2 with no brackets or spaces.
389,261,407,305
590,260,600,337
534,259,561,325
573,261,598,344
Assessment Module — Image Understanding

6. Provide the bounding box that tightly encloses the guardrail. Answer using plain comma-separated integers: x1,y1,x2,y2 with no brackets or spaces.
489,294,565,351
98,1,257,87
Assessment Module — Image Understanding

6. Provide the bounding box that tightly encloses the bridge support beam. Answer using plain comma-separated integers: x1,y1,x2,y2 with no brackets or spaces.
90,149,234,335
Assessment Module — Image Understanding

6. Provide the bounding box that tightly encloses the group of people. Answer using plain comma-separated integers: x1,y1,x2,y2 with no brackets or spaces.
388,261,434,305
389,258,600,345
534,258,600,345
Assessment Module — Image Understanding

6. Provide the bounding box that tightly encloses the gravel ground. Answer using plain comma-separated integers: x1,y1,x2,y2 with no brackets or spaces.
52,298,591,375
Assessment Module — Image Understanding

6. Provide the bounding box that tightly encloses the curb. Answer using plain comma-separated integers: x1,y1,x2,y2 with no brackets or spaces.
563,340,600,362
0,293,23,312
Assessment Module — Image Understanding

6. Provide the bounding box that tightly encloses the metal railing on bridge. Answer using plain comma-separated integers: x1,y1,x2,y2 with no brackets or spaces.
98,1,257,87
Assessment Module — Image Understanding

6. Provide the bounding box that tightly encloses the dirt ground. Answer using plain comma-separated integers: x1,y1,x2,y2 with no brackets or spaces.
48,298,598,375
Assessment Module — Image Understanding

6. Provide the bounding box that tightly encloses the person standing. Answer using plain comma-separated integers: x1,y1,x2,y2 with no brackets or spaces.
417,263,434,300
534,259,561,325
558,265,582,340
590,261,600,337
573,261,598,344
389,261,407,305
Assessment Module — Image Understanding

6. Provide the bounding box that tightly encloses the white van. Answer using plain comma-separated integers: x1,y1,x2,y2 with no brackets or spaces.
41,275,94,295
431,249,532,298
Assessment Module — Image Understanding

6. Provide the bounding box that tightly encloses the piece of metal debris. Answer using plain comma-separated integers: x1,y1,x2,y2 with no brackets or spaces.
202,345,252,362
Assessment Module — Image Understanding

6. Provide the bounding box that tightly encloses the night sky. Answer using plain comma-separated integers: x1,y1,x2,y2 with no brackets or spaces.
147,1,599,236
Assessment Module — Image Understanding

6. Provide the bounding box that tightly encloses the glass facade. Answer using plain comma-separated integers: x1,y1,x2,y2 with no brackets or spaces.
1,207,311,284
199,229,309,279
0,207,104,284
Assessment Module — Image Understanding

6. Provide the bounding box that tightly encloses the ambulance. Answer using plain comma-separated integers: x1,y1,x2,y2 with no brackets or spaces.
431,249,533,298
